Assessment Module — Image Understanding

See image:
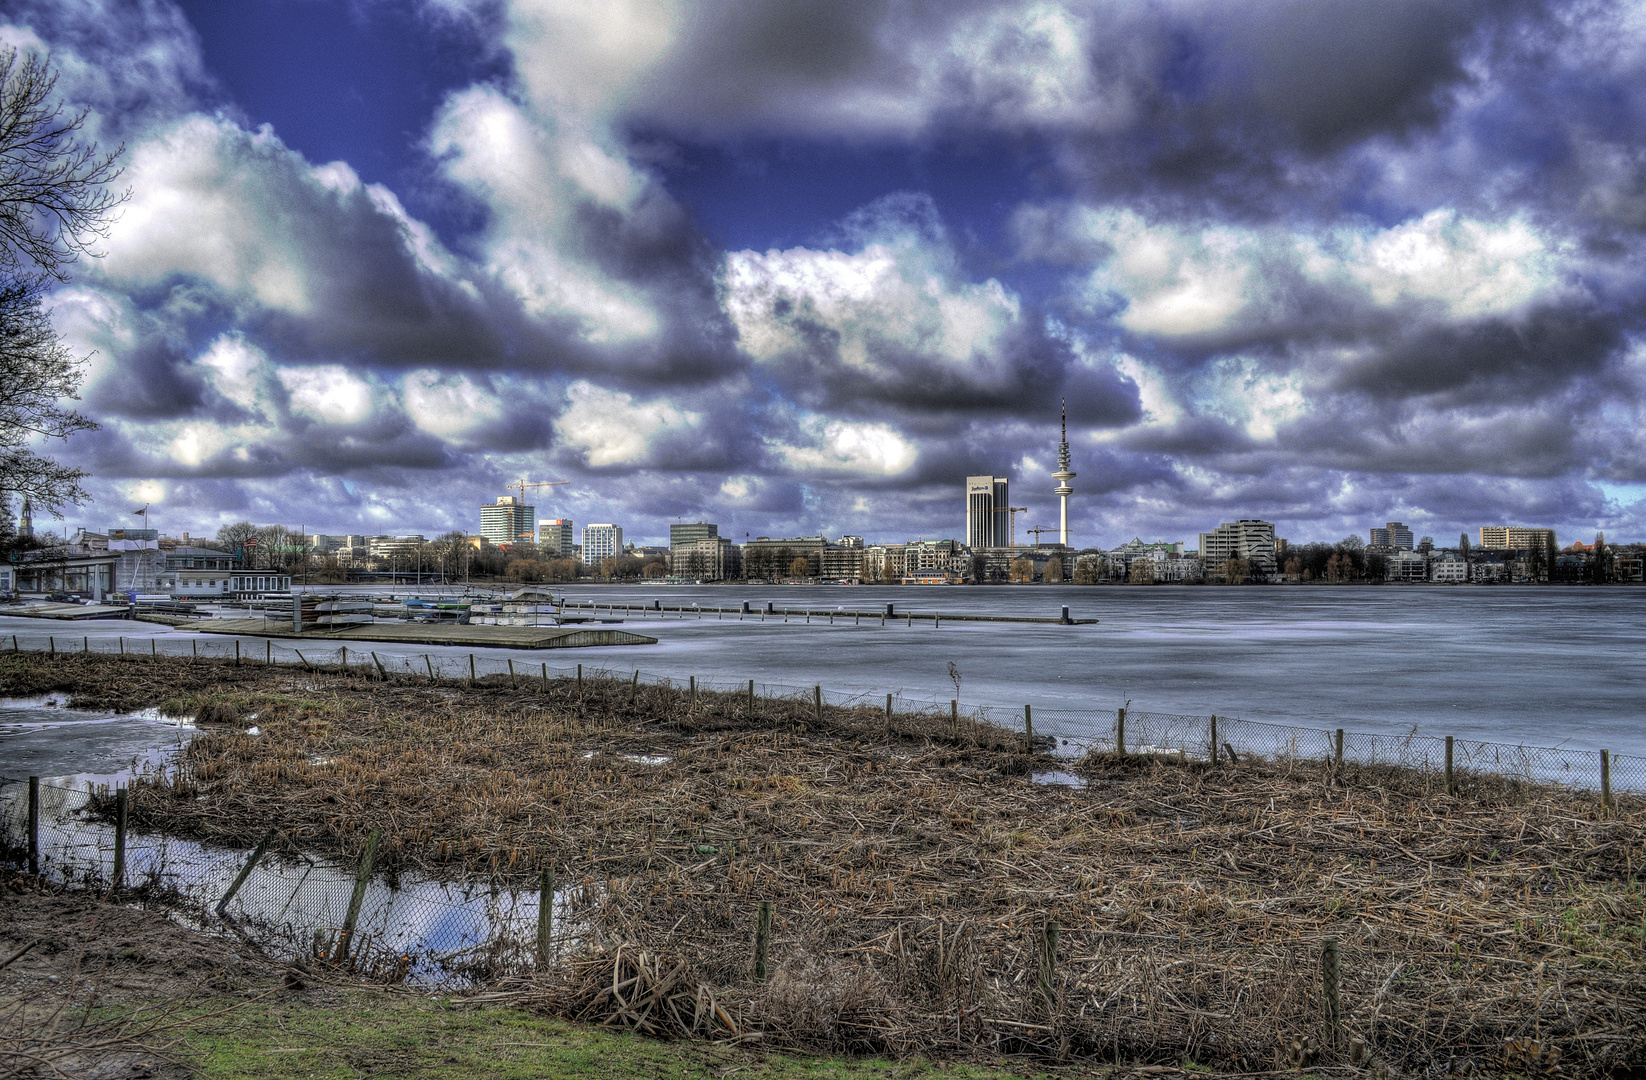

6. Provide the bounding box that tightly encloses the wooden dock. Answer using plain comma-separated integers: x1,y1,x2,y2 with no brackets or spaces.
184,618,658,649
556,601,1096,626
3,602,134,621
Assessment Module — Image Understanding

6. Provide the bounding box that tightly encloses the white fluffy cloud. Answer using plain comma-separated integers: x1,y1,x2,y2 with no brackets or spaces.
277,366,376,425
402,371,504,441
429,86,662,343
556,380,701,467
724,207,1026,396
770,417,917,476
1026,205,1572,340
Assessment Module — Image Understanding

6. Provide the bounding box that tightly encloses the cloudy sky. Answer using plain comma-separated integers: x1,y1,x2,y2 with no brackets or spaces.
10,0,1646,548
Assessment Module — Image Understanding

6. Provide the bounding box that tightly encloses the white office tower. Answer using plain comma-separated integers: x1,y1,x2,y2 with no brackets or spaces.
582,523,622,565
1053,398,1075,547
966,475,1010,549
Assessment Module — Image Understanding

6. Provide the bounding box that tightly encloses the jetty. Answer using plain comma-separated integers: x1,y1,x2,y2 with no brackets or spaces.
183,618,657,650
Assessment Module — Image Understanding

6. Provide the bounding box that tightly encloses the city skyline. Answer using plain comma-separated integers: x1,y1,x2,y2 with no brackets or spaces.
11,2,1646,550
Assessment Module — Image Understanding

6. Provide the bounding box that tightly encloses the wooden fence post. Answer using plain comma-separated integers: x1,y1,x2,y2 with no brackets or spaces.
814,685,822,725
111,788,128,891
1322,938,1342,1052
372,652,388,679
1335,728,1345,767
541,662,548,691
468,653,476,687
27,777,40,875
1445,735,1455,795
334,828,383,962
217,828,277,916
118,636,124,656
266,641,272,665
1036,919,1060,1015
235,639,240,667
1601,749,1613,816
753,900,773,981
1116,706,1126,757
151,639,156,661
885,693,893,736
1210,715,1219,765
508,659,518,689
48,636,55,656
424,654,436,684
951,699,959,739
577,663,583,690
537,865,555,970
1024,704,1034,752
690,675,697,707
630,670,640,705
748,679,756,714
340,645,348,672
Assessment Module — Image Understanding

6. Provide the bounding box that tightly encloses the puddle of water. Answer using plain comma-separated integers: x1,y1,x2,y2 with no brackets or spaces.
0,779,586,984
1032,770,1087,789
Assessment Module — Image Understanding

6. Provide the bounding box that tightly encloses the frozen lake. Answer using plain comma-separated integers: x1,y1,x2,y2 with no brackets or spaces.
3,584,1643,756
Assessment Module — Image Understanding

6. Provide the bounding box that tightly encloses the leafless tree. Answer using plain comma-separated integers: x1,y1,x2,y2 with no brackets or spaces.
0,48,126,516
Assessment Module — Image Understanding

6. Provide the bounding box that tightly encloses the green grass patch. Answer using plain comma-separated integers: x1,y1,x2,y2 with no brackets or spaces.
184,990,1065,1080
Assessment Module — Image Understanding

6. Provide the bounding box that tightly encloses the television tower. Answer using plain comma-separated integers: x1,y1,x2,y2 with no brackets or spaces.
1053,398,1075,546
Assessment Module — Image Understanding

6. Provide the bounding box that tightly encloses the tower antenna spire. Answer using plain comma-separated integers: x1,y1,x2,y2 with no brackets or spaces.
1053,398,1076,548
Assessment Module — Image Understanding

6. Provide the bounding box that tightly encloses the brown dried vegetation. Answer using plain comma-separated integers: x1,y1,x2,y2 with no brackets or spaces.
5,652,1646,1075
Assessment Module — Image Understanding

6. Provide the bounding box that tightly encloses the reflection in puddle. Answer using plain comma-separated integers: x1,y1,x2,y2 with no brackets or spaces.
0,779,583,985
1032,770,1087,789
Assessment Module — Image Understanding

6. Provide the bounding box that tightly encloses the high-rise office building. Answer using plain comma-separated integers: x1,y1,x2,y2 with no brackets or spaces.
966,475,1010,549
539,518,575,556
669,522,718,550
582,524,623,565
1369,522,1415,551
480,496,535,545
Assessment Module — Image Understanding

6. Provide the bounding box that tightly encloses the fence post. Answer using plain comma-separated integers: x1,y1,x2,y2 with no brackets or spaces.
753,900,773,981
111,788,128,891
468,654,476,687
537,864,555,970
1322,938,1342,1052
83,635,88,654
49,636,54,656
334,828,383,962
150,639,156,660
266,641,272,665
1445,736,1455,796
690,675,697,707
577,663,583,690
217,828,277,916
630,670,640,705
425,654,436,684
296,650,312,671
340,645,348,672
951,699,959,739
1210,715,1218,765
119,636,125,657
885,693,893,736
508,659,517,689
541,662,549,691
814,685,822,725
1335,729,1345,768
1036,918,1060,1015
373,652,388,679
27,777,40,875
1116,706,1126,757
748,679,756,714
1601,749,1613,816
191,639,197,661
1023,704,1034,752
235,639,241,667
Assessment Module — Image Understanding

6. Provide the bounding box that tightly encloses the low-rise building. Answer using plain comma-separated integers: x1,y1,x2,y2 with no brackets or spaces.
1386,550,1429,582
1429,552,1468,583
861,544,906,583
673,535,741,580
742,536,827,579
1198,519,1278,575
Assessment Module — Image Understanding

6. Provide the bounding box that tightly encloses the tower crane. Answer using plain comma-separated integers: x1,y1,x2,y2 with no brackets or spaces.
1005,507,1029,551
1026,525,1059,548
509,478,569,502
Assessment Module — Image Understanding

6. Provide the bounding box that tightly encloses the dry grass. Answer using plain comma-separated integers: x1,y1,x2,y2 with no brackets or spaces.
5,651,1646,1076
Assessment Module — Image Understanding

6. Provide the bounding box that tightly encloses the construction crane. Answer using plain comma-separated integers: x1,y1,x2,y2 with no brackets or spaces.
1026,525,1059,548
1005,507,1029,550
509,478,569,502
